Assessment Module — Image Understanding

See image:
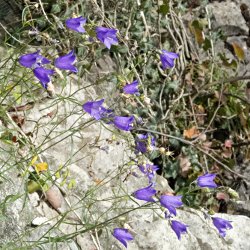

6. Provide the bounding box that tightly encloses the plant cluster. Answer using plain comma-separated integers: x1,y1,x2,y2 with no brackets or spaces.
16,13,233,248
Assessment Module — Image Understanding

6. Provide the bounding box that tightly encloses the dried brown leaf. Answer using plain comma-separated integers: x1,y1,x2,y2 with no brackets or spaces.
232,42,245,61
11,114,25,128
194,104,205,125
183,126,199,139
179,155,191,178
222,148,232,158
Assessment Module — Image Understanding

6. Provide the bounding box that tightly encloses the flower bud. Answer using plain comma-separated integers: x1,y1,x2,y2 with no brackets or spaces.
201,187,210,193
227,188,239,199
159,147,166,154
144,96,151,105
47,82,55,97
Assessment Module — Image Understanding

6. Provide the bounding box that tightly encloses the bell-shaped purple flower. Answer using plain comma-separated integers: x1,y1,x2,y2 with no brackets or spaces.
113,228,133,248
65,16,86,33
55,50,77,73
139,164,159,183
123,80,139,95
212,217,232,237
160,50,179,70
96,27,118,49
171,220,188,240
33,67,54,88
133,184,157,202
135,133,156,153
83,99,112,120
135,134,148,153
113,116,134,131
19,51,50,68
197,173,217,188
160,195,183,216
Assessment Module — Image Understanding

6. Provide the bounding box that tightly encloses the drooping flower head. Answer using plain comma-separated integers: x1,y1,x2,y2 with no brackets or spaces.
160,50,179,70
133,184,157,202
197,173,217,188
160,195,183,216
212,217,232,237
83,99,113,120
65,16,86,33
96,27,118,49
135,133,156,154
171,220,188,240
33,67,54,89
139,164,159,183
19,51,50,68
123,80,139,95
55,50,78,73
113,116,134,131
112,228,133,248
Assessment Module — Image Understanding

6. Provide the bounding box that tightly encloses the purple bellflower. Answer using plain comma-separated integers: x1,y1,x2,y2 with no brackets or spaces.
171,220,188,240
113,228,133,248
160,50,179,70
160,195,183,216
19,51,50,68
65,16,86,33
83,99,113,120
123,80,139,95
212,217,232,237
96,27,118,49
135,133,156,154
133,184,157,202
55,50,78,73
139,164,159,183
197,173,217,188
113,116,134,131
33,67,54,89
135,134,148,153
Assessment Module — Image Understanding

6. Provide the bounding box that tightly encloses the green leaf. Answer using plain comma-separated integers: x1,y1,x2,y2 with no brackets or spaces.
51,4,61,14
191,20,203,29
202,38,212,51
159,4,169,15
27,180,42,193
218,53,237,69
68,179,76,189
111,45,129,54
189,20,205,46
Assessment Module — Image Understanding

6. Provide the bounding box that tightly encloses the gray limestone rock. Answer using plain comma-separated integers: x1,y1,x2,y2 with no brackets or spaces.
208,1,249,37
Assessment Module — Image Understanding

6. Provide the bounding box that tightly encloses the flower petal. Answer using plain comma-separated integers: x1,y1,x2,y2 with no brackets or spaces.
197,173,217,188
133,184,156,202
160,195,183,216
83,99,105,120
171,220,188,240
113,116,134,131
113,228,133,248
66,16,86,33
33,67,54,88
123,80,139,95
160,50,179,70
19,51,39,68
212,217,232,237
96,27,118,49
55,51,77,73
